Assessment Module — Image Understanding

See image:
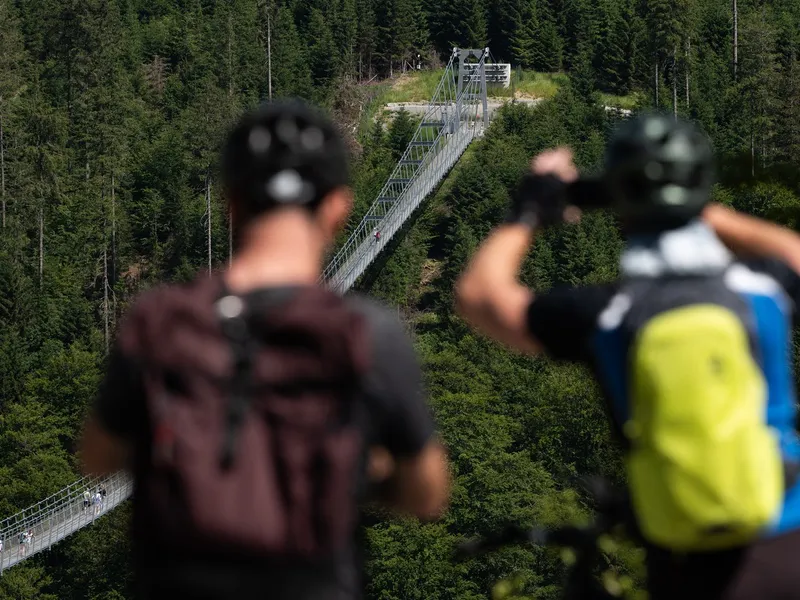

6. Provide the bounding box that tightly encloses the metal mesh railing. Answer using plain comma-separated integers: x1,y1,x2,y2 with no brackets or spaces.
0,471,132,573
321,48,490,294
0,47,493,574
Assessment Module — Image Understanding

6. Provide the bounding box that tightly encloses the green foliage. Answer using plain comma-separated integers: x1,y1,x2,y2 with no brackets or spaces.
426,0,487,57
307,8,338,95
3,2,800,600
387,108,417,160
366,521,483,600
0,400,75,514
271,6,314,99
509,1,562,72
377,0,428,75
0,563,58,600
43,504,134,600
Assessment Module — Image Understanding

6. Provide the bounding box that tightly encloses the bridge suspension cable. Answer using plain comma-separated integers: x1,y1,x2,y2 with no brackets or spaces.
321,47,490,293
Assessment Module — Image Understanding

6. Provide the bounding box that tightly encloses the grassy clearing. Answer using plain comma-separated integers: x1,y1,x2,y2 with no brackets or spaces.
355,81,392,139
600,90,644,110
351,68,643,155
378,67,639,108
382,69,451,103
499,70,569,99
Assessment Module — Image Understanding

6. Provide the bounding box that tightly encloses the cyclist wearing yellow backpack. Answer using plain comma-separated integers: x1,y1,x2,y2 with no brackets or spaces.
455,113,800,599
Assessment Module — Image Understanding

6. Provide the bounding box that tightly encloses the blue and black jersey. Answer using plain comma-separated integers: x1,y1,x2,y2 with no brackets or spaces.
526,256,800,539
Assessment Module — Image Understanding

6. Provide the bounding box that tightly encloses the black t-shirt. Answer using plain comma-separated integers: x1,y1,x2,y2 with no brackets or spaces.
526,258,800,366
93,288,435,600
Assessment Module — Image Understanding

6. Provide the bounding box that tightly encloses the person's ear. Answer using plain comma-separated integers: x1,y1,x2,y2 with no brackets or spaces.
316,186,354,241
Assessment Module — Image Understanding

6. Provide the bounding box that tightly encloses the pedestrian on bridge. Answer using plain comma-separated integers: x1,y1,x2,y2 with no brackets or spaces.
80,99,449,600
93,490,103,516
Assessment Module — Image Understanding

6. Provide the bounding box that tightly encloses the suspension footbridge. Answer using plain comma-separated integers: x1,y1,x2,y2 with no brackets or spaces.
0,47,493,573
322,47,490,293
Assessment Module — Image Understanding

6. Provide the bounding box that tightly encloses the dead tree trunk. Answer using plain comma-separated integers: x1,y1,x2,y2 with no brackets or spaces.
685,39,691,108
110,172,117,324
111,172,116,278
103,245,109,353
206,174,212,276
38,205,44,283
1,113,5,229
655,61,660,107
227,12,234,97
268,5,273,100
257,0,273,100
733,0,739,79
673,45,678,118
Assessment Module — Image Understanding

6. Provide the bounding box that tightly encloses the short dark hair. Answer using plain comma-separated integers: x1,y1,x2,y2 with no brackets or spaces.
221,99,350,221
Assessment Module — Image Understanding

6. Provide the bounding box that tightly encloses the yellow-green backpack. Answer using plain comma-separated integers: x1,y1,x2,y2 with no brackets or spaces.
622,298,784,552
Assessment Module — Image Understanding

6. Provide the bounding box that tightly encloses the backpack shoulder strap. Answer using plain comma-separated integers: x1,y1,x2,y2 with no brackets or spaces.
215,286,258,471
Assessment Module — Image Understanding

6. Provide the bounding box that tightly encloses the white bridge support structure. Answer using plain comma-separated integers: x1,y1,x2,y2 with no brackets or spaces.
0,48,492,573
322,47,490,294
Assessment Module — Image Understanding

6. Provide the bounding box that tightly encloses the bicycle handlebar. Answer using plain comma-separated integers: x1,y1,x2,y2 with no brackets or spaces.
454,525,548,560
454,522,607,561
453,477,634,600
455,521,626,600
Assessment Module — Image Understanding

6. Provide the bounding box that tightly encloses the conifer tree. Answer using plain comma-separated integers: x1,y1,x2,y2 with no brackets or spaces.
354,0,377,79
388,108,417,160
777,57,800,165
532,0,563,72
593,0,628,93
335,0,359,76
555,0,592,71
0,0,29,230
487,0,519,62
425,0,486,57
307,8,338,93
738,6,781,174
271,5,314,99
510,1,538,68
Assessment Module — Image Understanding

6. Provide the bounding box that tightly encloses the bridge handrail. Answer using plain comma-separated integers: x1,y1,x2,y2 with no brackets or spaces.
0,471,133,572
320,50,460,283
321,48,488,289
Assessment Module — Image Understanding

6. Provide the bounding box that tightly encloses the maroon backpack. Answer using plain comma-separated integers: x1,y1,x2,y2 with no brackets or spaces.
117,273,371,559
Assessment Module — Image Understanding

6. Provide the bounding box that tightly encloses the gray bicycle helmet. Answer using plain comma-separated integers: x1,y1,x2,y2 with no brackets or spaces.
604,113,715,231
221,99,350,220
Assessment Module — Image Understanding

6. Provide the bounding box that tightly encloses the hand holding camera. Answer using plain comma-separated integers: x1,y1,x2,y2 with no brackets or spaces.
506,147,611,230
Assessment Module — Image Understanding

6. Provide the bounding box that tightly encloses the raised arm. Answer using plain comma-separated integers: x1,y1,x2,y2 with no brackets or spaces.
455,148,579,355
703,203,800,275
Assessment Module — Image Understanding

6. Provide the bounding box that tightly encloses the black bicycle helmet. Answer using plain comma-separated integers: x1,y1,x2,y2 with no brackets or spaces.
221,99,349,220
603,112,715,232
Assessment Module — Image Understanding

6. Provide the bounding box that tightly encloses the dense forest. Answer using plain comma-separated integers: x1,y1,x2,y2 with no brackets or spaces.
2,0,800,598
